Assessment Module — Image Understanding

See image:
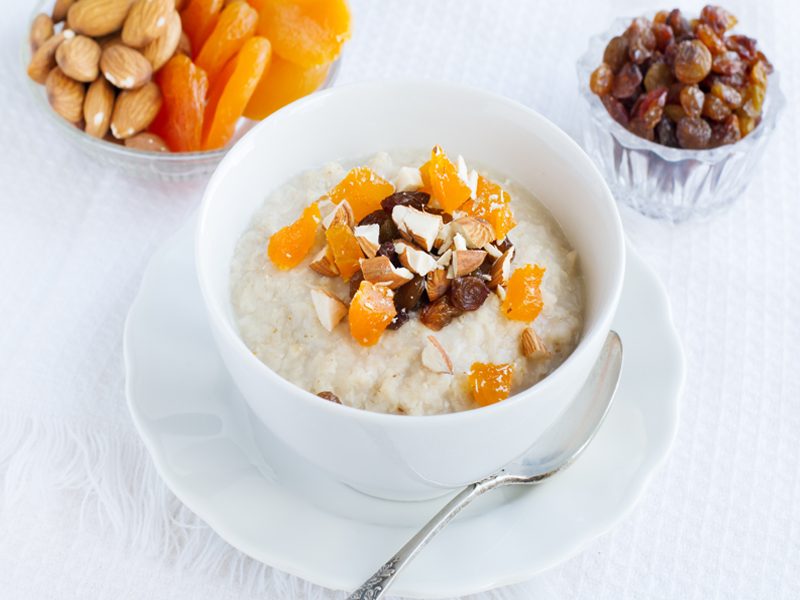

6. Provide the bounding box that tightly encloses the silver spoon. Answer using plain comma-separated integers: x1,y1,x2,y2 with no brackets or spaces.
347,330,623,600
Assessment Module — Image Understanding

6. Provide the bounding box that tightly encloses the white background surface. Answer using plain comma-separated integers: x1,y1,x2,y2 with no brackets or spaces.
1,0,798,598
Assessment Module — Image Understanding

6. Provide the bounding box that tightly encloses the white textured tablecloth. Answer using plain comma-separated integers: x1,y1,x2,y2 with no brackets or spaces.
1,0,798,598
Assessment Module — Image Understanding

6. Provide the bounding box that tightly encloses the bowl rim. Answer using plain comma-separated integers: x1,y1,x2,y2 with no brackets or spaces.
195,78,626,425
576,14,787,165
21,0,342,160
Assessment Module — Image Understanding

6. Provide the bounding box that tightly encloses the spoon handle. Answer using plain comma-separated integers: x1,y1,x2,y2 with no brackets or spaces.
346,474,503,600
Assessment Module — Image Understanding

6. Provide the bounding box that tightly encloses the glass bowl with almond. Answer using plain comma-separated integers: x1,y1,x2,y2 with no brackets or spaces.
23,0,349,181
577,6,786,222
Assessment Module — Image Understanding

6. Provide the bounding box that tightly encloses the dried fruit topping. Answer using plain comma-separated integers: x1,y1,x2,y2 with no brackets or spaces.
317,391,342,404
459,175,516,241
375,241,396,262
611,61,642,99
359,209,390,227
636,88,667,128
349,281,396,347
603,36,630,73
429,145,472,213
680,84,705,118
624,17,656,64
711,113,741,146
386,307,409,330
696,23,726,54
702,93,731,121
326,222,364,280
740,84,764,118
420,295,462,331
148,55,208,152
267,203,322,270
394,275,427,311
243,55,332,121
602,94,630,127
668,9,693,38
449,276,489,311
700,5,737,36
381,191,431,215
749,60,768,89
502,264,545,321
194,1,258,89
677,116,712,149
664,103,688,122
656,116,679,147
644,62,673,93
328,167,395,222
710,81,742,108
348,268,365,299
628,117,655,141
590,63,614,96
652,23,674,52
469,362,515,407
180,0,224,53
674,40,712,84
711,50,744,75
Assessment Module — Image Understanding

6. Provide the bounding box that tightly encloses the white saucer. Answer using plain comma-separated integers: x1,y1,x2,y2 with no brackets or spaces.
124,214,684,598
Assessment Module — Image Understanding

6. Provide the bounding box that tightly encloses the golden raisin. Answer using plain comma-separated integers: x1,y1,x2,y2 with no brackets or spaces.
502,264,545,321
680,85,704,118
674,40,712,84
590,63,614,96
328,167,394,222
349,281,396,347
469,362,515,407
267,203,321,269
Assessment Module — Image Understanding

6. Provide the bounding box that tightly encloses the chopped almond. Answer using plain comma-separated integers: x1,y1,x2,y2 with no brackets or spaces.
322,200,355,230
421,335,454,374
360,256,414,289
392,166,424,192
397,244,438,276
309,244,340,277
522,327,551,360
489,247,514,289
392,205,443,251
354,224,380,258
310,289,348,332
452,250,487,277
452,217,495,248
426,269,451,301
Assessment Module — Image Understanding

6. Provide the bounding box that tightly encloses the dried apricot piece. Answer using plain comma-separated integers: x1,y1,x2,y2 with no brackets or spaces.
195,1,258,88
349,281,396,347
328,167,394,222
429,146,471,213
469,362,515,407
502,264,545,321
459,175,516,240
267,203,322,269
242,54,330,120
180,0,224,53
202,36,271,150
325,222,364,279
257,0,352,69
148,55,209,152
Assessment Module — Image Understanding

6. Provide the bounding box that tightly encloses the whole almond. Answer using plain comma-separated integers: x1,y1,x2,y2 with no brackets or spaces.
83,76,116,138
124,132,170,152
52,0,77,23
46,67,86,123
100,44,152,89
96,32,123,50
142,11,182,71
30,13,54,54
122,0,174,48
110,81,162,139
56,34,101,82
175,30,192,59
67,0,137,37
28,30,74,84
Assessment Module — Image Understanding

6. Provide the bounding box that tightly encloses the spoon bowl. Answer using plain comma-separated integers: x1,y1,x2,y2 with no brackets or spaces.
348,330,623,600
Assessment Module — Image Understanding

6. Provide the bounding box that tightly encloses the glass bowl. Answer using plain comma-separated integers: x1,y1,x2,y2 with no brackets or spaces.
21,0,342,182
576,16,786,223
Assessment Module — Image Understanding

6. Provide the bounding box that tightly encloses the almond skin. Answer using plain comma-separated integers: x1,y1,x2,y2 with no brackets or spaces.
28,30,73,84
110,81,162,139
52,0,77,23
46,66,86,123
141,11,182,71
122,0,174,48
100,44,152,89
96,32,123,50
124,132,170,152
56,34,101,82
30,13,54,54
67,0,137,38
83,76,115,138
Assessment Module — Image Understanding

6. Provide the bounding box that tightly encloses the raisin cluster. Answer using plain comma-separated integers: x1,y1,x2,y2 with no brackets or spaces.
590,6,772,150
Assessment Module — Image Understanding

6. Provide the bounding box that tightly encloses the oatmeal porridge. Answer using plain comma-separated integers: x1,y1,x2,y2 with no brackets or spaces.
230,147,584,415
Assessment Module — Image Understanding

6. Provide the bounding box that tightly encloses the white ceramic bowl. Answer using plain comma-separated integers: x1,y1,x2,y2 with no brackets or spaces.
195,79,626,501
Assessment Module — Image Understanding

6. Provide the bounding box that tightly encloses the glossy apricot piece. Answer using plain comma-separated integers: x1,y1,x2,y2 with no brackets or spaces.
429,145,471,214
245,0,268,12
195,1,258,89
257,0,352,69
242,54,330,120
180,0,224,53
328,167,394,222
502,264,545,321
202,36,271,150
459,175,517,240
349,281,396,347
469,362,515,407
325,222,364,279
148,55,208,152
267,203,322,269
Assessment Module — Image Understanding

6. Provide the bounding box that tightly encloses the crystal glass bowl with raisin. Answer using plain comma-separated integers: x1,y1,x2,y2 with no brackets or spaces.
577,15,786,223
21,0,342,183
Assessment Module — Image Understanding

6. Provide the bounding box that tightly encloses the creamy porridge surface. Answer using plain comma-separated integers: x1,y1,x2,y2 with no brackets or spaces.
230,150,584,415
